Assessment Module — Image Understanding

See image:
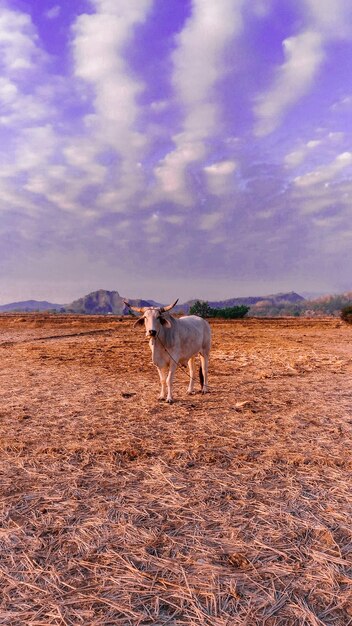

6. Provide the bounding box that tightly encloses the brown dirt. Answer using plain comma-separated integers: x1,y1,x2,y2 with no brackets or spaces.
0,314,351,625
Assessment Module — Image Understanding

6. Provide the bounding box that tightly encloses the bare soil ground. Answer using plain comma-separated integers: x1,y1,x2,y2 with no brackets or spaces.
0,314,351,625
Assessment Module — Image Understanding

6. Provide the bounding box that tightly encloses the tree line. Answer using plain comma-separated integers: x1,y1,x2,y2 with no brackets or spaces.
189,300,249,319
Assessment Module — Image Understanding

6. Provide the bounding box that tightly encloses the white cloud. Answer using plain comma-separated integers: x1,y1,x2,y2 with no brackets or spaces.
64,142,106,184
303,0,352,39
72,0,153,208
0,7,67,216
96,189,131,212
164,214,184,225
25,156,108,216
0,9,45,73
254,31,324,137
204,160,237,195
204,160,237,175
0,76,17,104
254,0,352,137
199,211,222,230
16,128,108,215
0,178,27,213
285,150,306,168
306,140,321,149
312,215,342,228
0,0,154,220
0,9,53,129
251,0,273,18
153,139,205,201
328,132,344,142
16,125,57,170
151,0,244,204
294,151,352,187
285,139,321,168
172,1,241,106
45,6,61,20
150,99,169,113
0,93,53,127
331,95,352,111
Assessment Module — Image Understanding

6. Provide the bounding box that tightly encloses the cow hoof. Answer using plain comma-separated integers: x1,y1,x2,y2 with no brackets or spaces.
166,398,174,404
201,388,208,395
158,397,166,402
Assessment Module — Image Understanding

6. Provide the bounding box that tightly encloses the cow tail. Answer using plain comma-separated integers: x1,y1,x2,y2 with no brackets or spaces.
199,366,204,389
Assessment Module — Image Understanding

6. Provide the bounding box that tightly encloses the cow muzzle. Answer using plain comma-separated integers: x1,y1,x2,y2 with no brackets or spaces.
149,329,157,337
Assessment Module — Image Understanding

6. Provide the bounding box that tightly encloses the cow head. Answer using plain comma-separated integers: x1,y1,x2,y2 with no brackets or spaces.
124,299,178,338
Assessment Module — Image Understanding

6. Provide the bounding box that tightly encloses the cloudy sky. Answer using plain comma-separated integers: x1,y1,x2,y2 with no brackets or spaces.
1,0,352,304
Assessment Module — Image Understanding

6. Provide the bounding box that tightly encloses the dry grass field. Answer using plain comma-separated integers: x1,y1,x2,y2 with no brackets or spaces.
0,314,351,625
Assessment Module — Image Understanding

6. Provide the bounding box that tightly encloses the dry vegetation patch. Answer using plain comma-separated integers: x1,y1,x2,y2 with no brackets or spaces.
0,315,351,625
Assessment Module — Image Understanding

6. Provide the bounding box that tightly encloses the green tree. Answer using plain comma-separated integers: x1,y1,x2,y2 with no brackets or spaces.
189,301,249,319
341,304,352,324
210,305,249,319
189,300,212,318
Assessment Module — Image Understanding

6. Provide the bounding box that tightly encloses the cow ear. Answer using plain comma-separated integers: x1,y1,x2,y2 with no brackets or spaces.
133,317,145,328
159,316,171,328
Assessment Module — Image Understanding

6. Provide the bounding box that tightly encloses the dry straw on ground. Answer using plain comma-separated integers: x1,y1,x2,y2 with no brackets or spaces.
0,314,351,625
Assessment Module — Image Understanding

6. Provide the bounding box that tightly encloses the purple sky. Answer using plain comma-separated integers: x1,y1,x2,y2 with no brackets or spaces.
1,0,352,304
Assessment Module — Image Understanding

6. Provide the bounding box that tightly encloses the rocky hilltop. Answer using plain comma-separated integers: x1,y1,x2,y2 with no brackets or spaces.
65,289,153,315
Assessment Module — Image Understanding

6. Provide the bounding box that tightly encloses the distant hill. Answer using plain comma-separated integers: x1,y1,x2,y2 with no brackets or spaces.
300,291,352,317
175,291,305,314
0,300,62,312
10,289,350,317
246,291,352,317
65,289,154,315
210,290,304,307
0,290,307,315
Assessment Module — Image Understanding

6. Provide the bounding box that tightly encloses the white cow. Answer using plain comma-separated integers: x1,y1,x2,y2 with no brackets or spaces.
124,299,211,403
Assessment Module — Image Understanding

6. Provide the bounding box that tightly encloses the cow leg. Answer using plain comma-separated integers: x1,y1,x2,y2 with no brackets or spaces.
199,354,209,393
157,367,168,400
166,363,177,403
187,356,196,394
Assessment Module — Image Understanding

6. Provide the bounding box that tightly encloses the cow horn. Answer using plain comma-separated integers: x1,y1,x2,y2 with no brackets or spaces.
123,300,145,313
160,299,179,313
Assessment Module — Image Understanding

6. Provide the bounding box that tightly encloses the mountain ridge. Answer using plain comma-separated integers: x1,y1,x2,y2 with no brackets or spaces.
0,289,305,314
1,288,350,316
0,299,63,312
191,290,304,310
